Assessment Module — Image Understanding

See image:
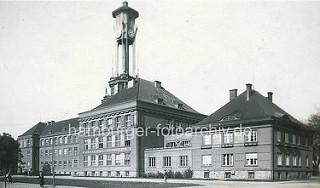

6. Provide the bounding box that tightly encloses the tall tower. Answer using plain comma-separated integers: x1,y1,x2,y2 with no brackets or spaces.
109,1,139,96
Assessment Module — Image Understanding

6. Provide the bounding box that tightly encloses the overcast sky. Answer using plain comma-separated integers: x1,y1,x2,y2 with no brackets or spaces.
1,0,320,139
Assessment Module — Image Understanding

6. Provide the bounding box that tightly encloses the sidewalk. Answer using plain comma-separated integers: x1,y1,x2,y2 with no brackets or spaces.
0,182,86,188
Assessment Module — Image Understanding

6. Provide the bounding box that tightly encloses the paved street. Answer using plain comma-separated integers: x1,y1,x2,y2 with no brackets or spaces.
1,175,320,188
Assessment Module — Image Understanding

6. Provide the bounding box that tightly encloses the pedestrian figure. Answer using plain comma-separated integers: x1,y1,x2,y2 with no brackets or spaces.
7,172,13,183
164,170,167,183
38,172,44,188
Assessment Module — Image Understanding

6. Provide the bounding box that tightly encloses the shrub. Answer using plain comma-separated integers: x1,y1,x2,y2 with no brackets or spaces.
174,171,183,178
166,170,174,178
156,171,164,178
183,168,193,178
147,172,157,178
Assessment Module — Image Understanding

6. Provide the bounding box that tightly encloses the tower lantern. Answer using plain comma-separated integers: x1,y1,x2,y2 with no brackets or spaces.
109,1,139,95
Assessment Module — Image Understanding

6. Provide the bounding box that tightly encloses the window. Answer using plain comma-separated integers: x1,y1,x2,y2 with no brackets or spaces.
107,118,113,129
49,150,52,157
27,139,30,146
54,149,58,156
204,171,210,179
285,133,289,143
181,140,190,147
74,160,78,168
91,155,96,166
107,171,111,177
98,155,103,166
45,150,48,157
116,171,120,177
297,136,301,145
180,156,188,167
125,115,131,126
54,137,58,145
91,138,96,149
298,156,302,167
45,139,49,146
246,130,257,142
277,153,282,166
202,134,212,145
68,160,72,168
106,154,112,165
166,141,176,148
223,133,234,144
75,136,78,143
83,156,88,166
292,134,296,145
74,147,78,156
306,156,309,168
202,155,212,166
222,154,233,166
58,161,62,168
277,131,281,142
116,117,121,128
115,135,121,147
149,157,156,167
125,133,131,146
305,138,308,147
69,148,72,156
248,172,255,179
41,150,44,157
59,137,63,144
63,148,67,156
27,150,30,157
125,153,130,165
125,171,129,176
163,156,171,167
98,137,104,148
116,154,121,165
246,153,258,166
157,98,164,105
84,139,89,150
106,136,112,148
225,172,231,179
293,155,297,166
285,155,290,166
64,136,68,144
58,149,62,156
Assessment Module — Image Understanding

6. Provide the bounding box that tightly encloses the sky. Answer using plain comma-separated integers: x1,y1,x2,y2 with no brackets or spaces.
1,0,320,139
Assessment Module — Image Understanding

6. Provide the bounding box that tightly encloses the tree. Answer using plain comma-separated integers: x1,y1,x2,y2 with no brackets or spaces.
0,133,21,174
307,110,320,176
42,163,51,175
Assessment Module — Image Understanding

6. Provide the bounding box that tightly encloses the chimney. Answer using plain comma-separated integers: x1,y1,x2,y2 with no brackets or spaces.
47,121,51,126
229,89,237,101
123,1,128,7
154,81,161,89
267,92,273,102
246,83,252,101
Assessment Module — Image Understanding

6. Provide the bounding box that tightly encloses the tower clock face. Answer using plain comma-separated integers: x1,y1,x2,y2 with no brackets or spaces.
116,28,122,38
128,29,135,38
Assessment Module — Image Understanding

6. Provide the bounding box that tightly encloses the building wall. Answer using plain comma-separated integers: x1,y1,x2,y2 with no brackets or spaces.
18,135,38,174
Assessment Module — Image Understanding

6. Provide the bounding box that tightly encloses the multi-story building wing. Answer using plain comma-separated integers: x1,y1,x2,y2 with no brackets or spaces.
17,122,47,174
145,84,313,180
39,118,80,175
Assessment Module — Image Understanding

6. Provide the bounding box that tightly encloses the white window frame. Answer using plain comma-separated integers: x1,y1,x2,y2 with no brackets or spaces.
163,156,172,167
222,154,233,166
246,153,258,166
180,155,188,167
202,155,212,166
202,134,212,145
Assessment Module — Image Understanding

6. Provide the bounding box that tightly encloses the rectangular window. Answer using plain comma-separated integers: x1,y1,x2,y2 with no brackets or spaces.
45,150,48,157
222,154,233,166
54,137,58,145
45,139,49,146
107,118,113,129
91,138,96,149
297,136,301,145
285,155,290,166
69,148,72,156
181,140,190,147
64,136,68,144
298,155,301,167
68,160,72,168
74,147,78,156
204,171,210,179
74,160,78,168
277,131,281,142
125,132,131,146
58,149,62,156
305,138,308,147
98,137,104,148
285,133,289,143
202,155,212,166
98,155,103,166
306,156,309,168
293,155,297,166
58,161,62,168
246,130,257,142
223,133,234,144
125,115,131,126
91,155,96,166
292,134,296,145
115,154,121,165
125,153,130,165
106,154,112,165
106,136,112,148
163,156,172,167
116,117,121,128
277,153,282,166
180,156,188,167
63,148,67,156
69,135,72,143
149,157,156,167
59,137,63,144
115,135,121,147
202,134,212,145
246,153,258,166
248,172,255,179
83,156,88,166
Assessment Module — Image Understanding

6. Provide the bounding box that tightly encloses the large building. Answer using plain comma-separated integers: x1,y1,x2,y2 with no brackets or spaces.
17,1,206,177
17,2,312,180
145,84,313,180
